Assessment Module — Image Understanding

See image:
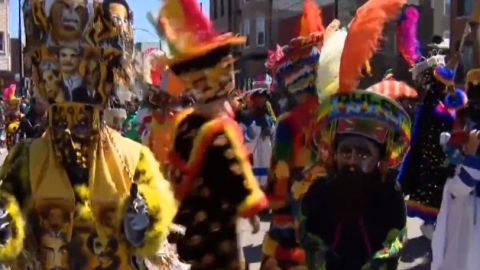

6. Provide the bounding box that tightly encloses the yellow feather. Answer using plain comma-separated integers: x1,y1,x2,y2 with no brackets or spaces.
316,29,347,99
0,191,25,261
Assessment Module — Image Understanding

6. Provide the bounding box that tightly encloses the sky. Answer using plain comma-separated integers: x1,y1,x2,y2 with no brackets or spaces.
9,0,211,43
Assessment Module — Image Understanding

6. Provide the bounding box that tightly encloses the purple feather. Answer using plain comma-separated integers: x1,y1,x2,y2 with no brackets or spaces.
397,5,421,66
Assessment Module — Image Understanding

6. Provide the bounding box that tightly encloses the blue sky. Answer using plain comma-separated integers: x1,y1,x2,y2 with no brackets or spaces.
9,0,210,43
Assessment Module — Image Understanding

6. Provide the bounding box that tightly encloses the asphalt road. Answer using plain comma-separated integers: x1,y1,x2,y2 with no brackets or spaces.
238,217,431,270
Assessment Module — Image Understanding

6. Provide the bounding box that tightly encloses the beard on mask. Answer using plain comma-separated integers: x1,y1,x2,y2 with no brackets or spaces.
332,165,380,221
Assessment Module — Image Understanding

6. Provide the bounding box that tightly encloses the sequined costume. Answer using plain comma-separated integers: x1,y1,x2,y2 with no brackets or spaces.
154,1,268,269
0,1,178,269
398,58,457,223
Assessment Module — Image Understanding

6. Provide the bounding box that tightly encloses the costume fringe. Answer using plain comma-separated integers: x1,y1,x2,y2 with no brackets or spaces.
120,148,178,256
0,191,24,261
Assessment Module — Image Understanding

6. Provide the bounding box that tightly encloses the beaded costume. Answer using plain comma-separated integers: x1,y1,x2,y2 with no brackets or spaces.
0,1,178,269
398,56,459,223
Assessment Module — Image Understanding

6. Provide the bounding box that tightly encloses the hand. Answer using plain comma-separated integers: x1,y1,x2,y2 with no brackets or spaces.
463,130,480,155
249,215,260,234
123,183,150,247
439,132,451,146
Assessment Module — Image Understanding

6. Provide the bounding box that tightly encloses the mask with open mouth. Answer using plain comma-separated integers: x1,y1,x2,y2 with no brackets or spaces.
49,0,89,43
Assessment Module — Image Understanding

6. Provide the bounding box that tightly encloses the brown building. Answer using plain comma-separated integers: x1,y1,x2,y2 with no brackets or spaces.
210,0,438,88
0,0,15,90
211,0,272,86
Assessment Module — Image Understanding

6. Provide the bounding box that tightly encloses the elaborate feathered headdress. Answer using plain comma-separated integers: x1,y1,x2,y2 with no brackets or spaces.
153,0,245,103
339,0,406,92
396,5,421,67
315,0,411,168
266,0,326,96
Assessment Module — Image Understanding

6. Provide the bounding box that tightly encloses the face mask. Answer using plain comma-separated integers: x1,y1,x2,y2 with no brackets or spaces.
49,103,100,170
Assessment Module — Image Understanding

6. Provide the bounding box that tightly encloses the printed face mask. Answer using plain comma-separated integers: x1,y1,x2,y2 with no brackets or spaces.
49,103,101,168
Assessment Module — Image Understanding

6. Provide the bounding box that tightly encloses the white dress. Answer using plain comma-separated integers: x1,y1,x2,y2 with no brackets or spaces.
431,155,480,270
241,119,274,188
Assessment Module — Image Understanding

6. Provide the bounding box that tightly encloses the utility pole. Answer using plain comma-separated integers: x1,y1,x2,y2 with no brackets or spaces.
18,0,23,96
335,0,339,19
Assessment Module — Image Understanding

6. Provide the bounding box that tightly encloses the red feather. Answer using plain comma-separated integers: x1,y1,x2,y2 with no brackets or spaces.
339,0,406,92
179,0,217,42
296,0,325,37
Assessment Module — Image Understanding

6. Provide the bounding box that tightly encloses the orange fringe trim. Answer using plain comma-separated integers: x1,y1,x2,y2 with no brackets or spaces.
169,116,267,216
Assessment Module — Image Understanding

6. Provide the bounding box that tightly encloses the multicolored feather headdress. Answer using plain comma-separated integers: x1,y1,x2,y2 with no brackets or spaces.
266,0,326,96
153,0,245,103
315,90,411,167
314,0,410,168
339,0,406,92
396,5,421,67
154,0,245,65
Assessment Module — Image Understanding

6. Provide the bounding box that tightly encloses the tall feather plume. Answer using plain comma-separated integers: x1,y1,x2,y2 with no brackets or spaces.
317,28,348,99
297,0,325,37
339,0,406,92
397,5,420,66
155,0,217,55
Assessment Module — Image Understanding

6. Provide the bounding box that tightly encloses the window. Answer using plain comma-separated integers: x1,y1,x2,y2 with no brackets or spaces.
0,32,5,53
213,0,218,19
244,19,250,47
220,0,225,17
256,15,265,46
458,0,474,17
444,0,450,16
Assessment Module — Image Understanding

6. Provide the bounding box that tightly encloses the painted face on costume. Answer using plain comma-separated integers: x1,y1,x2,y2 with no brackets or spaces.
59,47,81,76
40,233,69,270
85,60,101,91
49,0,88,42
42,69,62,99
334,136,381,174
178,56,235,103
108,3,128,30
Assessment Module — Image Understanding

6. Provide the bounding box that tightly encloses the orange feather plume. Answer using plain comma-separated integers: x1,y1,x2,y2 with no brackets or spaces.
339,0,406,92
297,0,325,37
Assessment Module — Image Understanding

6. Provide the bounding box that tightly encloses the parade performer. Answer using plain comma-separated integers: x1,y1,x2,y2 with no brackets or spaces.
302,89,410,270
3,84,23,150
17,96,48,139
238,80,275,189
0,0,178,269
397,23,461,238
154,0,267,269
261,1,338,268
139,49,190,174
299,2,409,269
431,2,480,269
